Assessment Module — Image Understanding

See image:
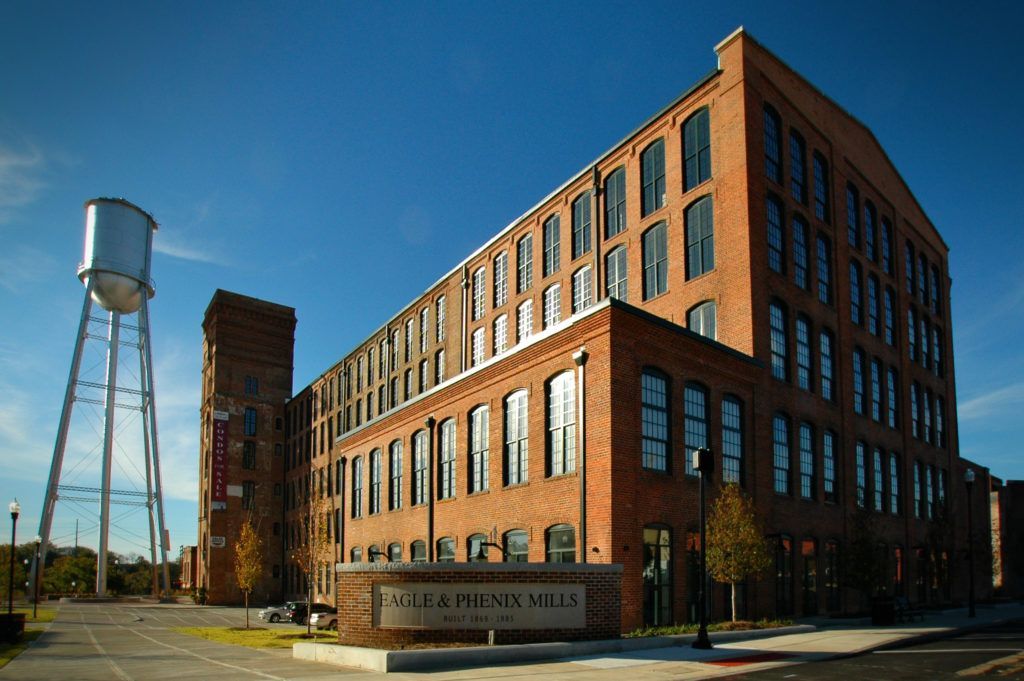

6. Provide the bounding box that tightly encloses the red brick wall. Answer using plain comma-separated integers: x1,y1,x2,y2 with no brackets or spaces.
336,563,621,647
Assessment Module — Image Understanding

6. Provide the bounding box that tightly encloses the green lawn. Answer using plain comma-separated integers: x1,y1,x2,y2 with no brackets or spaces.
172,626,333,649
625,618,794,638
14,607,57,624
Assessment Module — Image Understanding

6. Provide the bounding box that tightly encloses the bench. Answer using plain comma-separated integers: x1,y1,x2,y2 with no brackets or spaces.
894,596,924,623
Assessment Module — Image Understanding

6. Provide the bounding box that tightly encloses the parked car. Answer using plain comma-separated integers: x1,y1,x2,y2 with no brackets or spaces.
310,607,339,630
289,601,334,624
258,601,305,623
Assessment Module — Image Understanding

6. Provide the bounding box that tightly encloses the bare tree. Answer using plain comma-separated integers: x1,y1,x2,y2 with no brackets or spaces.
291,486,331,635
233,517,263,629
706,484,772,621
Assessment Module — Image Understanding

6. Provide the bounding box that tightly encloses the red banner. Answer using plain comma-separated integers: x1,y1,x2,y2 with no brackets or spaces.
212,410,229,510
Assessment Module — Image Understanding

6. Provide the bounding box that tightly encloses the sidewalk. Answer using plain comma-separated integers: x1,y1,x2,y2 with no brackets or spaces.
296,602,1024,676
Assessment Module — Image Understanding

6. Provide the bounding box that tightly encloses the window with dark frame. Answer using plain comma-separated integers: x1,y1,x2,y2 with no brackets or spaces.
684,108,711,191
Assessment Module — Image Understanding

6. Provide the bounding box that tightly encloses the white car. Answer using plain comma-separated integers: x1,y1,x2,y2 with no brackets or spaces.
310,608,338,630
258,601,305,623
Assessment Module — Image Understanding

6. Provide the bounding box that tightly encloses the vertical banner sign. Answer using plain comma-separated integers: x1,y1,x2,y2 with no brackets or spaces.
212,410,229,510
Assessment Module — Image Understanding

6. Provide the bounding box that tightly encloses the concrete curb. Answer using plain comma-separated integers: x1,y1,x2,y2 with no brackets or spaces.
294,624,816,672
836,614,1024,659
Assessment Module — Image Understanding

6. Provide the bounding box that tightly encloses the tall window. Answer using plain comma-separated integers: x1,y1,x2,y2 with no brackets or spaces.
605,246,628,301
641,369,670,472
242,441,256,470
887,367,899,428
546,524,576,563
244,375,259,395
572,266,592,313
769,301,788,380
517,299,533,343
764,105,782,183
471,327,485,366
547,372,576,476
773,413,790,495
792,215,809,289
351,456,362,518
905,242,915,295
543,214,560,277
605,167,627,238
850,260,863,325
852,348,865,415
790,130,807,203
439,419,455,499
369,449,381,514
572,192,592,259
412,430,427,506
688,301,716,340
884,287,895,345
823,430,837,503
796,315,812,391
543,284,561,328
870,359,882,422
418,359,427,393
469,406,489,493
435,349,446,384
867,274,880,336
505,390,529,485
918,253,928,304
686,196,714,278
911,382,920,439
889,452,901,515
244,407,257,436
855,441,867,508
799,422,815,500
920,317,930,369
404,318,414,361
641,139,666,216
419,307,428,353
242,480,255,510
873,448,884,512
864,202,877,262
767,195,785,273
930,266,941,315
642,222,668,299
389,440,403,510
936,396,946,447
820,329,834,401
517,234,533,293
816,234,832,304
493,315,508,355
846,183,860,248
367,347,374,383
933,327,944,377
813,152,829,222
881,219,893,274
642,525,673,625
925,465,934,519
908,306,917,360
684,108,711,191
493,251,508,307
722,397,743,484
683,383,708,476
472,267,486,321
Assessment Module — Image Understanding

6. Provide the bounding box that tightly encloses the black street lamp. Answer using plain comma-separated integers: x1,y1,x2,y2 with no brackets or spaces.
964,468,976,618
7,499,19,618
32,535,41,619
692,448,713,650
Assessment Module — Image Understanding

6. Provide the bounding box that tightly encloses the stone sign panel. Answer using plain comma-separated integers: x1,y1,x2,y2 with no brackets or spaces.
373,582,586,630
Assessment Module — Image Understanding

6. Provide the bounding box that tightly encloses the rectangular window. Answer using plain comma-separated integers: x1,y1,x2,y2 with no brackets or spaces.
436,296,446,342
884,288,895,345
889,453,901,515
911,382,920,439
516,299,533,343
867,275,879,336
543,214,561,277
493,315,508,355
242,480,255,510
685,197,714,279
412,433,427,505
419,307,428,353
404,319,413,362
642,139,666,216
505,391,529,485
389,441,403,510
871,359,882,422
905,242,915,295
435,349,445,385
918,254,928,304
493,251,508,308
517,234,533,293
813,153,829,222
764,107,781,183
790,130,806,204
850,261,863,325
823,431,837,503
605,247,628,301
369,452,381,514
470,407,489,493
572,192,592,259
913,462,922,519
933,327,943,377
722,397,743,485
242,441,256,470
881,219,893,275
572,266,592,314
793,217,808,289
773,414,790,495
936,396,945,448
684,108,711,190
605,168,627,238
439,420,455,499
796,316,812,392
244,375,259,395
925,465,934,519
819,329,834,401
852,349,865,415
683,384,708,477
418,361,427,393
472,268,486,321
816,234,832,304
767,195,784,273
543,284,561,329
548,374,576,476
641,371,669,472
930,266,941,315
799,422,815,499
847,184,860,248
770,302,788,381
855,442,867,508
873,448,884,512
471,327,485,366
642,223,668,299
908,306,917,361
864,203,877,262
244,407,257,436
887,367,899,429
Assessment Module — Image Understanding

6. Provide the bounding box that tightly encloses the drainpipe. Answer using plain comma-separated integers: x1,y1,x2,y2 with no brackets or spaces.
591,166,603,300
338,456,346,566
460,266,469,373
425,415,436,561
573,347,589,562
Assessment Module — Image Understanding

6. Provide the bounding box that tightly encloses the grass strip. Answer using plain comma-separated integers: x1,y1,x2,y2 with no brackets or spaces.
171,626,333,649
625,618,795,638
0,630,43,668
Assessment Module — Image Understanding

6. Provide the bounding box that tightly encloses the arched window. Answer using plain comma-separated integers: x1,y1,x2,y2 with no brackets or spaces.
769,301,788,381
468,533,488,562
439,419,456,500
767,193,785,273
516,299,533,343
350,546,362,563
799,422,816,500
764,105,782,183
846,183,860,248
543,284,561,328
351,456,363,519
605,246,628,302
642,525,672,625
547,372,576,476
493,315,508,355
572,266,592,314
792,214,808,289
504,390,529,486
850,260,863,325
411,540,427,563
369,449,381,514
790,129,806,204
605,166,627,238
823,430,837,503
504,529,529,563
813,152,830,222
388,542,402,562
543,214,561,277
546,524,576,563
368,544,381,563
642,222,668,300
773,413,791,495
471,266,486,321
641,138,666,216
722,396,743,484
517,234,534,294
684,107,711,191
471,327,485,366
469,406,489,493
572,191,592,259
683,382,708,476
867,274,880,335
436,537,455,563
864,201,878,262
412,430,428,506
685,196,714,279
688,301,716,340
389,439,403,510
493,251,508,308
795,315,812,391
641,368,670,472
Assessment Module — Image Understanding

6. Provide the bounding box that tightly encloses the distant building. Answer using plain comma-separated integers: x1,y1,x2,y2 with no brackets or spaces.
991,478,1024,598
179,545,197,591
197,29,990,629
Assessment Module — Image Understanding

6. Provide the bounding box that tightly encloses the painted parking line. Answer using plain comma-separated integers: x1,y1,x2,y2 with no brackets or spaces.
85,619,134,681
120,625,286,680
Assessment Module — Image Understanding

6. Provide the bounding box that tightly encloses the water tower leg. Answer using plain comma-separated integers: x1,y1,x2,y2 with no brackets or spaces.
139,328,159,596
141,296,172,594
96,310,121,597
32,285,94,598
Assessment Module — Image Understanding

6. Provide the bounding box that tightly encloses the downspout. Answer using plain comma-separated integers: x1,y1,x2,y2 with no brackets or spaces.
573,348,589,562
591,166,603,300
425,415,436,561
338,456,346,568
460,266,469,373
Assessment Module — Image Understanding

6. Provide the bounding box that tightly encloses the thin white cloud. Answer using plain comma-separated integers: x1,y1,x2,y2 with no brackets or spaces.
152,234,223,264
958,381,1024,422
0,140,46,222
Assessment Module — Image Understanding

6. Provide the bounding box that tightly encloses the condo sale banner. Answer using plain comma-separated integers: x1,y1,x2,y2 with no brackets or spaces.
211,410,229,509
373,583,586,629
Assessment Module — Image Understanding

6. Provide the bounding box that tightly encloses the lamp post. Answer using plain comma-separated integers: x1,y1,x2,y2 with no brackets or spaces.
7,499,19,617
32,535,41,618
964,468,976,618
692,448,713,650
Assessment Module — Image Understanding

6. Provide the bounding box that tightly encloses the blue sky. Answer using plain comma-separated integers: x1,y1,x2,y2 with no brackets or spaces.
1,1,1022,558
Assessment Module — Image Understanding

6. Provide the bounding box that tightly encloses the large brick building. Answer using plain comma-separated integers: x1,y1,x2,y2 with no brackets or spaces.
197,29,992,630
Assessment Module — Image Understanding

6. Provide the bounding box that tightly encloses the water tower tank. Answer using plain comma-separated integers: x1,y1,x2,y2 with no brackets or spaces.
77,198,157,314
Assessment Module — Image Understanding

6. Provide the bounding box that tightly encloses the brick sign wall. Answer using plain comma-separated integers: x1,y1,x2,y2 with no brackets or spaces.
336,562,622,647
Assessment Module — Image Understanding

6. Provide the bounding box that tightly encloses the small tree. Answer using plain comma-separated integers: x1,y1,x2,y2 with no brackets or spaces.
844,509,886,610
706,484,772,621
234,519,263,629
291,490,331,635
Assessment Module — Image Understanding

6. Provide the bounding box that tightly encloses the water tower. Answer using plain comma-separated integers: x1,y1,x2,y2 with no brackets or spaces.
33,198,171,597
